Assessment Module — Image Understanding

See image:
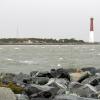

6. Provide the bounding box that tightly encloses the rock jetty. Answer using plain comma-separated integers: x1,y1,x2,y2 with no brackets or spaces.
0,67,100,100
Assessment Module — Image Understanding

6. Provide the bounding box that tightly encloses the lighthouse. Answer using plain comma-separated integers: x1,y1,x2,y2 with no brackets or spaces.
89,18,94,43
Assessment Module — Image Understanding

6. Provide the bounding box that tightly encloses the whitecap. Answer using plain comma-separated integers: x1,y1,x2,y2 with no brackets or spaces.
0,48,3,49
58,46,61,48
0,68,8,70
90,48,95,51
14,47,20,50
59,57,63,60
19,60,35,64
41,46,45,48
97,53,100,56
6,58,14,61
57,64,61,67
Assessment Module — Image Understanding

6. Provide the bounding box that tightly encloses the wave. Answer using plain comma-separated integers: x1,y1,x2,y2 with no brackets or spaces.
97,53,100,56
89,48,95,51
59,57,64,60
6,58,14,61
19,60,38,65
0,48,3,50
41,46,45,48
5,58,38,65
14,47,20,50
57,64,61,67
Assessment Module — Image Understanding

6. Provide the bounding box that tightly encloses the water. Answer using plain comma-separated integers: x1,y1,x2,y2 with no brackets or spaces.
0,45,100,73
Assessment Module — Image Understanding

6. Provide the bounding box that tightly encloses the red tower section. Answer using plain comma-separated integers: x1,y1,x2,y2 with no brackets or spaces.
90,18,94,31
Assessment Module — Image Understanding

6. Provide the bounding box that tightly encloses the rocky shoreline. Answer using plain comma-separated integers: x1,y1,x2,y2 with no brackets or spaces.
0,67,100,100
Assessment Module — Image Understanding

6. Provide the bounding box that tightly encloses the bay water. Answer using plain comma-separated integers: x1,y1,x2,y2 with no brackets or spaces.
0,45,100,73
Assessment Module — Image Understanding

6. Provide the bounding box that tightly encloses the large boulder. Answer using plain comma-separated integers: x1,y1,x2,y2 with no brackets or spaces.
56,68,70,81
0,87,16,100
46,78,69,95
69,82,98,98
25,84,59,99
25,84,41,96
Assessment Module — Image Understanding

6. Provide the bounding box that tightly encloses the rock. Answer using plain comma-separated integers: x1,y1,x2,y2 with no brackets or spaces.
32,77,49,85
0,87,16,100
95,69,100,73
95,85,100,91
95,73,100,76
25,84,59,99
77,71,91,83
25,84,41,96
82,76,100,86
30,71,38,77
70,72,84,81
55,94,99,100
69,83,98,98
13,72,30,85
81,67,96,75
30,91,52,99
16,94,29,100
31,98,52,100
47,78,69,95
69,82,83,92
56,68,70,81
0,73,15,84
61,68,77,73
36,69,71,81
36,71,53,78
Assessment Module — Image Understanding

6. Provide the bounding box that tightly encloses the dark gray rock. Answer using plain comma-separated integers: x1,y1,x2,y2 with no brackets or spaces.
25,84,41,96
36,71,53,78
32,77,49,85
36,68,71,81
56,68,70,81
81,67,96,75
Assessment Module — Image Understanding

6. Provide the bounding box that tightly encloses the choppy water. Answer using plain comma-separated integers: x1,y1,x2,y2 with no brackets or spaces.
0,45,100,73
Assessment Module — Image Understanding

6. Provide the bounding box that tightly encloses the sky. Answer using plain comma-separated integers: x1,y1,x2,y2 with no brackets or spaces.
0,0,99,41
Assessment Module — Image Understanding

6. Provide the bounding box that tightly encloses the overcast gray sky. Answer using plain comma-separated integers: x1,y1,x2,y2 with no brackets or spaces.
0,0,99,41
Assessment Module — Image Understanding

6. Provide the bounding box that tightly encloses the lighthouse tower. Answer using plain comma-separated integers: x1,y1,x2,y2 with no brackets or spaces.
89,18,94,43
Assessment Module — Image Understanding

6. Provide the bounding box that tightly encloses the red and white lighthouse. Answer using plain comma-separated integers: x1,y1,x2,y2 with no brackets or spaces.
89,18,94,43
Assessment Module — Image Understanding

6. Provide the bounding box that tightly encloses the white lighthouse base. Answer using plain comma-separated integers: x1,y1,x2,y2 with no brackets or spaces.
89,31,94,43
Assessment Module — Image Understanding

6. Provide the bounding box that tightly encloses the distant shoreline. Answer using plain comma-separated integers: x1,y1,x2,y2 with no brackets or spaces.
0,38,99,45
0,43,99,45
